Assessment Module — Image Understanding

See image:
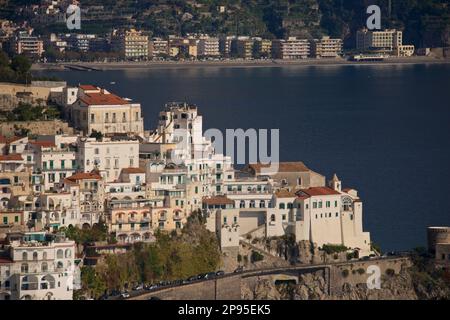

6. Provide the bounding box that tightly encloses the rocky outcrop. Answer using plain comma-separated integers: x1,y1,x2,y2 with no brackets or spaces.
241,268,450,300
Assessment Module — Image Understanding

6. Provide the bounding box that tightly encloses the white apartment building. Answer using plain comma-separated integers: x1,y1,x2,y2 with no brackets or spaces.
272,37,310,59
27,137,78,192
197,37,220,57
62,171,105,228
356,29,415,57
77,136,139,183
311,37,343,58
147,102,233,200
149,37,169,57
111,29,148,60
70,85,144,136
0,232,76,300
13,31,44,57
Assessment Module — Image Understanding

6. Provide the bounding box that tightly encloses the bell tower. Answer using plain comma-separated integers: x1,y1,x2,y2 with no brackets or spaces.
329,173,342,192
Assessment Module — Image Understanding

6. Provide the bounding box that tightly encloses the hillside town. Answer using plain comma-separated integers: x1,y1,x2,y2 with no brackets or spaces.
0,81,375,300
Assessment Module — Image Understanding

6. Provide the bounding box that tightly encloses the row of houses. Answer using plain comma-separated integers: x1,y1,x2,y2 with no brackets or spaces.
1,21,416,60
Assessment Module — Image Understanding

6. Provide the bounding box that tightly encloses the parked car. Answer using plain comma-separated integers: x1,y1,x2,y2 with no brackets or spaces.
216,270,225,277
197,273,207,280
234,266,244,273
120,292,130,299
132,284,143,291
205,272,216,279
187,276,197,282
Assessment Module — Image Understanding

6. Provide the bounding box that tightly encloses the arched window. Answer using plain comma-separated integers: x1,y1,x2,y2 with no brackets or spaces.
259,201,265,208
249,200,256,208
279,203,285,209
239,201,245,208
57,261,63,269
270,214,276,222
342,197,353,212
65,249,71,258
21,263,28,273
41,262,48,272
56,249,63,259
33,252,38,261
43,252,47,260
22,252,28,261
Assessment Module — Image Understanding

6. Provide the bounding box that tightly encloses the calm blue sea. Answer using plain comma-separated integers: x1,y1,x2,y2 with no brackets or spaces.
37,63,450,251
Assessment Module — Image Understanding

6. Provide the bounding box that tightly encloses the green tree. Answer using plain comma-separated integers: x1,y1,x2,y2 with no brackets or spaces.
11,55,31,74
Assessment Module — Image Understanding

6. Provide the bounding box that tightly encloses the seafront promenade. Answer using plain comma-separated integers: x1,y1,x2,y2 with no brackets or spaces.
31,56,450,71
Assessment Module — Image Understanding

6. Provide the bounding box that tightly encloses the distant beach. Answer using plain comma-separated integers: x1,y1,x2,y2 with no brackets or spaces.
32,56,450,71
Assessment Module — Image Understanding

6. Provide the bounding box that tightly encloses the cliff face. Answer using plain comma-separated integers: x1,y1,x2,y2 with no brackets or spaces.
241,268,450,300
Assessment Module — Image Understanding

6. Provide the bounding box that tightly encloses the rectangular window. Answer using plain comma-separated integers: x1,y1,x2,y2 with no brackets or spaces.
313,202,317,209
43,161,47,169
195,186,199,194
326,201,330,208
49,160,54,169
90,114,95,123
14,216,19,223
318,201,322,209
61,160,65,169
335,201,338,207
71,160,76,169
135,112,139,121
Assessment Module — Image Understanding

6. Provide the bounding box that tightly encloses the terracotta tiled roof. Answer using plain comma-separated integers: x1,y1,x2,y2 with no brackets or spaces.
80,92,128,106
297,187,341,197
121,167,145,174
248,162,310,174
203,196,234,206
79,84,99,91
65,171,102,182
0,135,23,144
0,154,23,161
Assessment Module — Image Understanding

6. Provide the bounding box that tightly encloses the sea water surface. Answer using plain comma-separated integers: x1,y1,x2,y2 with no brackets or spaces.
37,63,450,251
